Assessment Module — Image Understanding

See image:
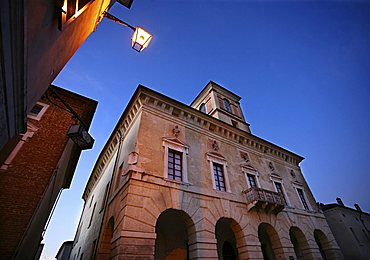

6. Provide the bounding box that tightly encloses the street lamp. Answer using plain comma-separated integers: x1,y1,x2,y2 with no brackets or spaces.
103,12,152,52
46,87,95,150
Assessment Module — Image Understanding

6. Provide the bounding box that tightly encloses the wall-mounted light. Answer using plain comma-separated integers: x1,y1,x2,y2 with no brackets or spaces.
103,12,152,52
67,124,94,150
46,87,94,150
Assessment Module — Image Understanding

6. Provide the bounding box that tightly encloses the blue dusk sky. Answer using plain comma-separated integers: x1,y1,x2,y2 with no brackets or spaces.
41,1,370,259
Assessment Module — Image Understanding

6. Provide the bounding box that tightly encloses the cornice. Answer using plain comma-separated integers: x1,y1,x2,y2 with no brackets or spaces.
139,88,304,166
82,96,142,200
82,85,304,200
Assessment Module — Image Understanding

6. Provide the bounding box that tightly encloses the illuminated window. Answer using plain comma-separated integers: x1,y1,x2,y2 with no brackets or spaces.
59,0,93,30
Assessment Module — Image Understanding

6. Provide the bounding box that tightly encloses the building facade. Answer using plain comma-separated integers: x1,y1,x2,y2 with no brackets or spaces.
70,82,343,259
0,85,97,259
320,198,370,259
0,0,132,151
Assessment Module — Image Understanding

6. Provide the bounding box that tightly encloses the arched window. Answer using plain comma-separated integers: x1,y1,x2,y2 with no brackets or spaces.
223,98,232,113
199,103,207,113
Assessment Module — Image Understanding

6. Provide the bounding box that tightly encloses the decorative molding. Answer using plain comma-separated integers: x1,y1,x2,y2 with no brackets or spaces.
139,91,303,167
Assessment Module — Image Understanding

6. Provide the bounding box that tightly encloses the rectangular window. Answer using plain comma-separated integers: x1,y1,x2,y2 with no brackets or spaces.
350,227,360,244
88,203,96,228
213,162,226,191
89,195,94,208
30,104,44,115
168,149,182,181
247,174,257,188
297,188,309,210
100,183,110,212
274,182,286,202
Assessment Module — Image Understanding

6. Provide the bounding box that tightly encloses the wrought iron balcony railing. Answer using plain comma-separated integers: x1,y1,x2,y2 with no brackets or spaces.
242,187,286,214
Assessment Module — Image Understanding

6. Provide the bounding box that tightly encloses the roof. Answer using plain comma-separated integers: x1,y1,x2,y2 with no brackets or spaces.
82,84,305,199
190,81,242,107
320,203,370,216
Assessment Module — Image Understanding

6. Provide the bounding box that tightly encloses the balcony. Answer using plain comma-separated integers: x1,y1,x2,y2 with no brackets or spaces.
243,187,285,214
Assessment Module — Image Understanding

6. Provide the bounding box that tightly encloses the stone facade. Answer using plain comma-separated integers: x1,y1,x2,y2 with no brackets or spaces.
70,82,343,259
0,85,97,259
320,199,370,259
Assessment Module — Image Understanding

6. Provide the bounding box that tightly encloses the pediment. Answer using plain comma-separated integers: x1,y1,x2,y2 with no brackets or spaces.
162,137,187,147
240,163,256,171
206,151,225,160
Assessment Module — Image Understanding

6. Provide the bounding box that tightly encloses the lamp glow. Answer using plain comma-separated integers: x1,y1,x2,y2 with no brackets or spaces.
131,27,152,52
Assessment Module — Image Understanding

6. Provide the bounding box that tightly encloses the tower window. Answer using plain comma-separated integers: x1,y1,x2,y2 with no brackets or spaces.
199,103,207,113
223,98,232,113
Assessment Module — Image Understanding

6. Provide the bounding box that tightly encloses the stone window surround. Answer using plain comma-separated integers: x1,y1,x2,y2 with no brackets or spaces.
207,153,231,193
242,167,261,189
270,176,291,206
293,184,311,211
27,102,49,121
163,139,189,184
0,122,38,170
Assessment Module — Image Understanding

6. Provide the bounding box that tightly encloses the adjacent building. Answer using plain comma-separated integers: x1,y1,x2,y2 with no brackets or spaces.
320,198,370,259
70,81,343,259
0,85,97,259
0,0,133,152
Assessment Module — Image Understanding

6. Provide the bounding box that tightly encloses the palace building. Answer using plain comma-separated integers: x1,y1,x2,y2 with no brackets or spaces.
70,81,343,259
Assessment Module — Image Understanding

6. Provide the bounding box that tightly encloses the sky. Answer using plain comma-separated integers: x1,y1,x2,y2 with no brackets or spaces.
41,0,370,259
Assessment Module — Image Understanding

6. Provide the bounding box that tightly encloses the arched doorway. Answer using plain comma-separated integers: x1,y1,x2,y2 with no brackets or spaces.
216,218,241,260
258,223,283,260
290,226,312,260
154,209,195,260
314,229,330,260
97,217,114,258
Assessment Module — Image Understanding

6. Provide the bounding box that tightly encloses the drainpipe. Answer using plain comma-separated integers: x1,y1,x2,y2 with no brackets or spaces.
93,130,124,259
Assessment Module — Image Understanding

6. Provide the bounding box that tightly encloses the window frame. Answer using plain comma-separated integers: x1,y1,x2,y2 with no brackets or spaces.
27,102,49,121
58,0,95,31
88,202,96,228
199,103,207,113
163,139,189,183
242,167,261,189
167,148,183,181
272,179,290,206
207,154,231,193
223,98,232,113
294,186,310,211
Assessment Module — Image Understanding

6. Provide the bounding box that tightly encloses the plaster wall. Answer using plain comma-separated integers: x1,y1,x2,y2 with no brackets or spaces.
71,86,343,259
324,207,370,259
70,113,142,259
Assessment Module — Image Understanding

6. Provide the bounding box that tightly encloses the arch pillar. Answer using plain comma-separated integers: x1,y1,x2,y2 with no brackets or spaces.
189,218,218,260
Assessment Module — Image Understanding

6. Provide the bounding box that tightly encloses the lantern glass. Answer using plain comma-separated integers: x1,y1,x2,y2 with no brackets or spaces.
67,124,94,150
131,26,152,52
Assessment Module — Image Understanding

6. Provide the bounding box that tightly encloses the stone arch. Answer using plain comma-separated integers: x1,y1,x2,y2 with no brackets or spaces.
215,217,245,260
314,229,331,260
289,226,313,260
154,208,196,260
97,216,115,258
258,223,284,260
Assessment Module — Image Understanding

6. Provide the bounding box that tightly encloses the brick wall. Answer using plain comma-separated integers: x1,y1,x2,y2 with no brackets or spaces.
0,86,96,259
